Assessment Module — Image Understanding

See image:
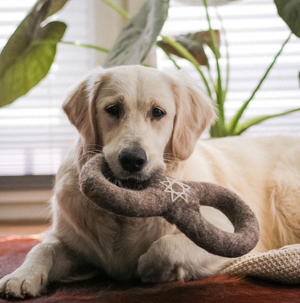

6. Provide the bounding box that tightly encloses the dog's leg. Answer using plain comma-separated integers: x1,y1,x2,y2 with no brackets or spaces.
138,207,233,283
0,239,75,299
138,233,230,283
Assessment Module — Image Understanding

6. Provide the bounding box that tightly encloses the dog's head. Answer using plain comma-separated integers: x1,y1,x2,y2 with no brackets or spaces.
63,65,215,182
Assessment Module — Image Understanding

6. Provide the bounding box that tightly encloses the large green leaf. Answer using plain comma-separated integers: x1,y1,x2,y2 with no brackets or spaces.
0,0,67,108
274,0,300,37
104,0,169,67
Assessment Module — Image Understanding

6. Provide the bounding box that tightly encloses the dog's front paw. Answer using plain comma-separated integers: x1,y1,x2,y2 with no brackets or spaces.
0,270,47,299
137,236,188,283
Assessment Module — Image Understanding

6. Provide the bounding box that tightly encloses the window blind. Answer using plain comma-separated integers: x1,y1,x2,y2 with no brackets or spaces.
1,0,300,177
0,0,97,176
157,0,300,137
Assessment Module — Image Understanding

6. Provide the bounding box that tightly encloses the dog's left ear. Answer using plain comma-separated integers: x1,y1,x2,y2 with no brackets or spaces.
63,68,104,157
168,74,216,161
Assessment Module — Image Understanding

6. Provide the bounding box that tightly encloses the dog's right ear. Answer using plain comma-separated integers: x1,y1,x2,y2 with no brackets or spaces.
166,72,216,161
63,68,104,154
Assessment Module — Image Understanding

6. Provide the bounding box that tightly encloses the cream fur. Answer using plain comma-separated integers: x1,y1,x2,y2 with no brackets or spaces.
0,65,299,298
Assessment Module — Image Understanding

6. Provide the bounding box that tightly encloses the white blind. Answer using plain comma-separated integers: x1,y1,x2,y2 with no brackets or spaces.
0,0,97,176
157,0,300,137
1,0,300,177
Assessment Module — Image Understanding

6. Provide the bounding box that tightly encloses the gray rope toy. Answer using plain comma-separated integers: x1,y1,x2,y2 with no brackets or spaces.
79,154,259,258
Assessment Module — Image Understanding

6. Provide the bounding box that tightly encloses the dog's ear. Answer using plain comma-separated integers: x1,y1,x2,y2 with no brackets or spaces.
63,68,104,155
168,76,216,161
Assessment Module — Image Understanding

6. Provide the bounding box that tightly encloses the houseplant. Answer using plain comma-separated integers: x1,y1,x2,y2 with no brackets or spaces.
0,0,299,137
158,0,300,137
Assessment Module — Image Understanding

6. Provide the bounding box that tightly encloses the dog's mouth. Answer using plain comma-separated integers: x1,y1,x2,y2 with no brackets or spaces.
111,178,150,190
101,160,151,190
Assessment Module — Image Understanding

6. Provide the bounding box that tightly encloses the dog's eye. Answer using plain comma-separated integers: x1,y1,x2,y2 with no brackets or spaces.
105,105,121,117
152,107,165,119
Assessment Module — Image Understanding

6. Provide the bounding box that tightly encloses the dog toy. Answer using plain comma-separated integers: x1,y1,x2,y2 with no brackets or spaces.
79,154,259,258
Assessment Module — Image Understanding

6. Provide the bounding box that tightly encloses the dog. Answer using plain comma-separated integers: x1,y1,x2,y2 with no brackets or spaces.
1,65,300,298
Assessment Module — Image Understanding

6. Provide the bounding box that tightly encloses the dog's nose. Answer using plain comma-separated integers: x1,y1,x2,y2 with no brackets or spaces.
118,148,147,172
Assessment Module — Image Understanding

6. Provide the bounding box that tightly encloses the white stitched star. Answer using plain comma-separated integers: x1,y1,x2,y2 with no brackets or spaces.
161,177,190,203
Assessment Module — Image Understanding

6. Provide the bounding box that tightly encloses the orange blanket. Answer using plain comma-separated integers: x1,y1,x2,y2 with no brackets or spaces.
0,236,299,303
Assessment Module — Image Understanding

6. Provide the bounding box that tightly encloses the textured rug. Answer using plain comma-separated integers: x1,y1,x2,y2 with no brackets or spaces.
0,236,300,303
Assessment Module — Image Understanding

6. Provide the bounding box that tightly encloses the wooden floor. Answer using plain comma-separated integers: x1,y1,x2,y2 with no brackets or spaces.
0,225,50,238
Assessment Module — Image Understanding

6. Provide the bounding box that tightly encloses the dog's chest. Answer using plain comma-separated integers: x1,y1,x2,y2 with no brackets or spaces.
92,215,173,280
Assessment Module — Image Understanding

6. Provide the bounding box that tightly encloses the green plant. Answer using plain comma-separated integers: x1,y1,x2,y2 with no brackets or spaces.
0,0,169,107
0,0,67,107
0,0,299,137
158,0,300,137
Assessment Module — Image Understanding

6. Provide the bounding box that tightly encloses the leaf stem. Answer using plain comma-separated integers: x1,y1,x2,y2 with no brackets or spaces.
160,47,181,70
203,0,224,125
99,0,131,20
234,107,300,135
227,32,292,135
160,35,212,98
206,65,215,92
34,39,110,53
60,41,110,53
216,8,229,102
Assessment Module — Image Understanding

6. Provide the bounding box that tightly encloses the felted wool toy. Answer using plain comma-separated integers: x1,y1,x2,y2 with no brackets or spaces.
79,154,260,258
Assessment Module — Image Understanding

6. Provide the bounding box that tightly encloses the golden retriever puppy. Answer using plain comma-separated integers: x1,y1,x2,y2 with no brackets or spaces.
1,65,300,298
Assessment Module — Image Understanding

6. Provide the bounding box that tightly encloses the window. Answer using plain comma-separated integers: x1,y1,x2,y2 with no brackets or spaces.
0,0,298,222
1,0,299,178
0,0,98,176
157,0,300,137
0,0,142,223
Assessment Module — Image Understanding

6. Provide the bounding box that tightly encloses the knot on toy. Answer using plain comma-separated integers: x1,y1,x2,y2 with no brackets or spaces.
79,154,260,258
